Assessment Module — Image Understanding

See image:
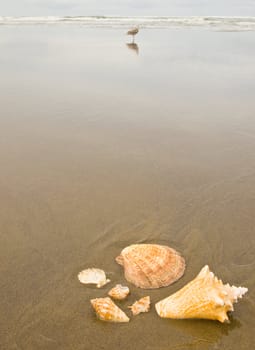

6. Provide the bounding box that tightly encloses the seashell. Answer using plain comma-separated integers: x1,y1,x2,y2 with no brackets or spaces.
90,297,130,322
108,284,130,300
116,244,185,289
78,268,110,288
128,296,151,315
155,265,248,323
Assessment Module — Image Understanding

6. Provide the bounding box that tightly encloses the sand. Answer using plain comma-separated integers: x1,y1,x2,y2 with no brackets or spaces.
0,26,254,349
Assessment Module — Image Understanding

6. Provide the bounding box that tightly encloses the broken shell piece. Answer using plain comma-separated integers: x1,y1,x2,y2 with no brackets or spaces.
90,297,130,322
108,284,130,300
116,244,185,289
78,268,110,288
129,296,150,315
155,265,248,323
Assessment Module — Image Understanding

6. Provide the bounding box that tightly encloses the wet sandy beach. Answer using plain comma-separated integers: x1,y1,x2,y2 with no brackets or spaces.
0,26,254,349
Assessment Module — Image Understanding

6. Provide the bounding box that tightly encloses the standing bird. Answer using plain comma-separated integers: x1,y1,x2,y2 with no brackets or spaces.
126,26,139,43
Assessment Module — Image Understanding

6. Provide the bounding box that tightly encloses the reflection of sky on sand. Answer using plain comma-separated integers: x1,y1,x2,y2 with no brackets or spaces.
0,26,254,350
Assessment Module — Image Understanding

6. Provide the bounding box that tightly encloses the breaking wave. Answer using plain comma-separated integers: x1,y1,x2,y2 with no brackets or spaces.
0,16,255,31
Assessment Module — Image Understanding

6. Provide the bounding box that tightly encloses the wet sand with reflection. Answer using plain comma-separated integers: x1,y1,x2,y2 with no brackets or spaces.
0,26,254,349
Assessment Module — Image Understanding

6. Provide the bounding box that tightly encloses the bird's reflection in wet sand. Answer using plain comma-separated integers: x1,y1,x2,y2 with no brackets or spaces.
126,42,139,55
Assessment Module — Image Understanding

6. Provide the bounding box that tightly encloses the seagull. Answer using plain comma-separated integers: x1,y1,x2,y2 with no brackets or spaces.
126,26,139,42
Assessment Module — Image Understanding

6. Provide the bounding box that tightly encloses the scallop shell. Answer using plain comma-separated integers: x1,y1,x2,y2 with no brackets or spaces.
155,265,248,323
116,244,185,289
108,284,130,300
128,296,151,316
78,268,110,288
90,297,130,322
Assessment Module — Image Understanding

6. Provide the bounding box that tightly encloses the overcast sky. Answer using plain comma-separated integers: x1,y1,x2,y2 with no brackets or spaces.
1,0,255,17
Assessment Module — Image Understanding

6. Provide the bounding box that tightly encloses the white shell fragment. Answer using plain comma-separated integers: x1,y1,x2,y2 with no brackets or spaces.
78,268,110,288
108,284,130,300
128,296,151,316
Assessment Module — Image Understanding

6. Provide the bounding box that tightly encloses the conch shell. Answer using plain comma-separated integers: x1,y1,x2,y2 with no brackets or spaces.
90,297,130,322
129,296,150,315
155,265,248,323
116,244,185,289
78,268,110,288
108,284,130,300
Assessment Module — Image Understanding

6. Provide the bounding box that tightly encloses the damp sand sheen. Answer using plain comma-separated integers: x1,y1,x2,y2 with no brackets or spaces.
0,24,254,350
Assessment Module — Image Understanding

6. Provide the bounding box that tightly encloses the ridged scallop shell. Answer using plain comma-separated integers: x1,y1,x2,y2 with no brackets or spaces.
155,265,248,323
116,244,185,289
90,297,130,322
129,296,151,315
78,268,110,288
108,284,130,300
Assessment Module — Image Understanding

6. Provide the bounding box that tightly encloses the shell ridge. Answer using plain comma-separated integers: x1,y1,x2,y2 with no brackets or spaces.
116,244,185,289
125,250,154,288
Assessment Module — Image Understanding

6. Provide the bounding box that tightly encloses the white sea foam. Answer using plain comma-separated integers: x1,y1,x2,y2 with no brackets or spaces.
0,16,255,31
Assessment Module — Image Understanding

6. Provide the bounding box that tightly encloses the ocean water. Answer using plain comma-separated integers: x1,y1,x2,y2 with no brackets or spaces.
0,15,255,31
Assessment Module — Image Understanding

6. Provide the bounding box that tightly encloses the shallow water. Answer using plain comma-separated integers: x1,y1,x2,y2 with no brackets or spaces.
0,26,254,349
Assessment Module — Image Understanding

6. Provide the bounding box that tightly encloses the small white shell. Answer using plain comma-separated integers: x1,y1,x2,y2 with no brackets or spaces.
129,296,150,315
108,284,130,300
78,268,110,288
